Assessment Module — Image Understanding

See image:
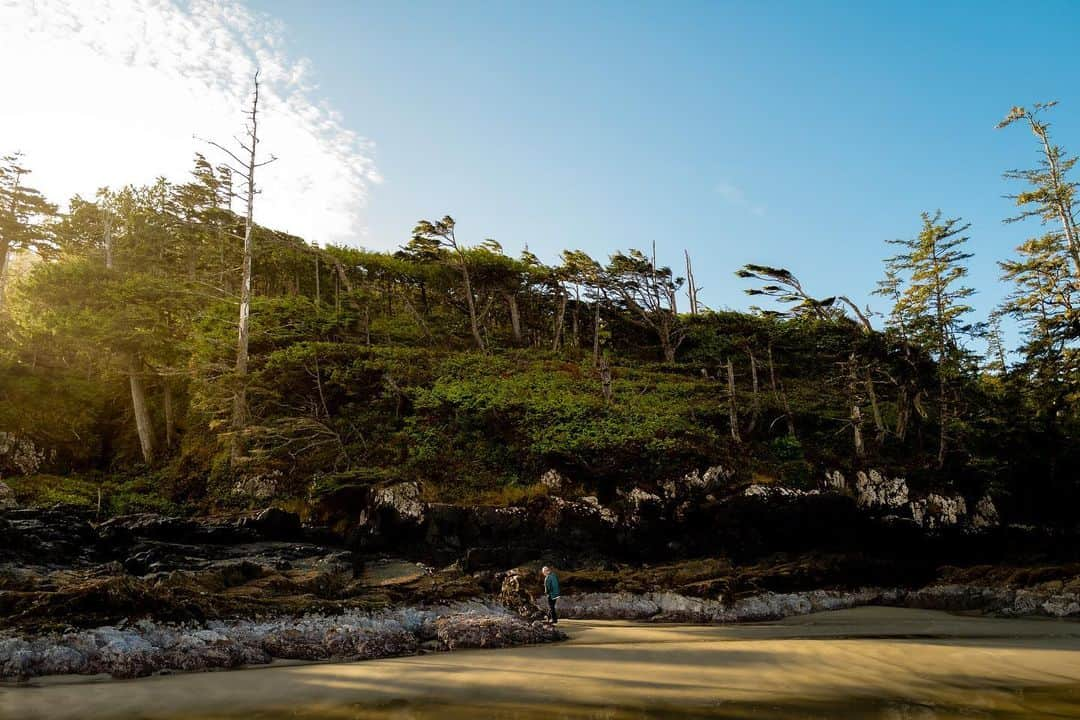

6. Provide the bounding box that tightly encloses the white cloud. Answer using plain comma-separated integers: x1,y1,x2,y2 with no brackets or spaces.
714,181,766,217
0,0,379,245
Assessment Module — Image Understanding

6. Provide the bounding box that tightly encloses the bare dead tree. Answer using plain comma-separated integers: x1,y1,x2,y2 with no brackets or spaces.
684,249,701,315
201,71,278,463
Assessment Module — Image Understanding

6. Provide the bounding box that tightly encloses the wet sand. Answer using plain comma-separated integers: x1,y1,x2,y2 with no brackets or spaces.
3,607,1080,719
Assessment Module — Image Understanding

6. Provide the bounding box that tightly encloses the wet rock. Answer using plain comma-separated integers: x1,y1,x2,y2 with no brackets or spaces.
433,612,564,650
0,507,97,564
0,602,563,681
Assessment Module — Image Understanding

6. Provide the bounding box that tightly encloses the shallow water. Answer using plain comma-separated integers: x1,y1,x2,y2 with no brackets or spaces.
4,607,1080,720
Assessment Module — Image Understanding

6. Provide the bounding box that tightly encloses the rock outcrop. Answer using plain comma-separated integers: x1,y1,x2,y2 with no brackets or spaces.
0,602,564,681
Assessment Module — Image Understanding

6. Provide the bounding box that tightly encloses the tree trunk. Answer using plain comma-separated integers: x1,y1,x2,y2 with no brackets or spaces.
103,210,114,270
848,354,865,458
767,343,796,438
727,358,741,444
129,357,156,464
457,254,485,351
570,288,581,348
684,249,699,314
747,348,760,433
229,74,266,463
552,291,567,351
0,243,9,308
592,302,601,365
865,367,885,442
938,376,949,469
506,293,522,344
163,378,175,448
660,329,676,363
896,385,910,441
598,356,613,404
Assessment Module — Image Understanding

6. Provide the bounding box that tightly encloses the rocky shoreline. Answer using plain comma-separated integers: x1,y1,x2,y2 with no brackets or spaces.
3,464,1080,684
0,601,564,682
558,584,1080,623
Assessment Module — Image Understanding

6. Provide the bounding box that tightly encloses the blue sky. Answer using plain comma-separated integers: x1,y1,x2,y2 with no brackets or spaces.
222,2,1080,326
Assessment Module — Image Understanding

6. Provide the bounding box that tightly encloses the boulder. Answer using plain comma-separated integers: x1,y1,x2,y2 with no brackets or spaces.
854,470,909,510
971,495,1001,529
0,480,17,509
372,482,426,523
910,493,967,529
538,469,567,492
0,432,44,476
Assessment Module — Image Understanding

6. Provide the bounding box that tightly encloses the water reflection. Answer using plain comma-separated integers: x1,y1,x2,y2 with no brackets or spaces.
166,684,1080,720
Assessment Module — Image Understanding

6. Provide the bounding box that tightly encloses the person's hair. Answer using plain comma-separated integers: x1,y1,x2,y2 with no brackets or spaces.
541,566,550,573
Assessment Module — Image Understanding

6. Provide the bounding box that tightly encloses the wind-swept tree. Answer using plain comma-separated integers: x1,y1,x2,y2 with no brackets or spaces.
410,216,486,351
997,102,1080,277
600,246,684,362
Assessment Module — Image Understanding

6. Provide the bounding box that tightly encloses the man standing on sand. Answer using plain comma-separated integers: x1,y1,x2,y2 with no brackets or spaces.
541,566,560,623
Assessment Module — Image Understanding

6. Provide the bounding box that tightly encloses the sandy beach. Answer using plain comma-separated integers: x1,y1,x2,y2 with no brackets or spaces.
3,607,1080,719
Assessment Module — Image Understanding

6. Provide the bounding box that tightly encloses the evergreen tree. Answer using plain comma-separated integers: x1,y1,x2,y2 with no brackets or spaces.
881,212,975,467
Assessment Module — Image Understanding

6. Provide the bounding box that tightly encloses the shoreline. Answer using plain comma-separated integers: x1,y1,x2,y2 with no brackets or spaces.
3,582,1078,684
3,608,1080,720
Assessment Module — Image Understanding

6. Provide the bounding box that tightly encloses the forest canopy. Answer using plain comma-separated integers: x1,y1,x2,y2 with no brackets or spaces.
0,100,1077,524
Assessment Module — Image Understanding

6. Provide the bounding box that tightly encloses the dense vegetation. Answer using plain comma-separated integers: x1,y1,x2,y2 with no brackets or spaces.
0,101,1077,524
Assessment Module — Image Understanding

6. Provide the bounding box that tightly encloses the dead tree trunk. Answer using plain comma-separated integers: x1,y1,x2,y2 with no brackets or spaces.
848,353,865,458
684,249,700,314
205,71,276,464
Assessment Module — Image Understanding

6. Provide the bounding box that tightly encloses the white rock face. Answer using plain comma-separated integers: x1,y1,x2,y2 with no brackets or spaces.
373,482,426,522
579,496,618,525
741,484,809,499
855,470,909,509
620,488,662,526
661,465,733,499
823,470,846,491
910,493,967,528
971,495,1000,529
0,480,17,509
538,469,567,492
231,471,283,501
